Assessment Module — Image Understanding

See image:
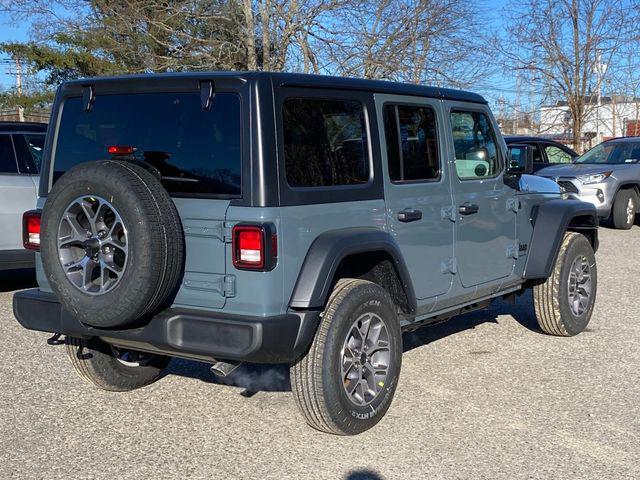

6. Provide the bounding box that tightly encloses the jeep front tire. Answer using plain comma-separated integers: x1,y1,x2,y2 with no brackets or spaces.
65,337,170,391
532,232,597,336
290,279,402,435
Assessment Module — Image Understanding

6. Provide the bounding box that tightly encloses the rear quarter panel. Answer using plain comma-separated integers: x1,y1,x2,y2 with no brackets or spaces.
225,201,387,316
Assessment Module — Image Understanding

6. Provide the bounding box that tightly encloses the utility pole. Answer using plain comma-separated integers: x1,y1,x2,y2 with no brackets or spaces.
515,70,521,134
14,56,24,122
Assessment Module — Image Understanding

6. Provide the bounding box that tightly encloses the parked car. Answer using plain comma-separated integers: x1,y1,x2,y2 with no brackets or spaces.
504,135,578,172
13,72,598,435
537,137,640,229
0,122,47,271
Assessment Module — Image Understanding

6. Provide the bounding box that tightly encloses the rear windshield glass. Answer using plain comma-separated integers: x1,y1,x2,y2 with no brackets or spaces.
53,92,242,196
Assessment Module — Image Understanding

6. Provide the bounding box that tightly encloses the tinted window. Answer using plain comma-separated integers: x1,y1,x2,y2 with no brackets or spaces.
13,134,45,173
54,93,242,196
0,134,18,174
384,104,440,182
450,111,500,179
283,98,369,188
545,145,573,164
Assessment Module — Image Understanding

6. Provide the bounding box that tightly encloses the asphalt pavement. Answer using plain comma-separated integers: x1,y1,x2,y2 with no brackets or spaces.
0,226,638,479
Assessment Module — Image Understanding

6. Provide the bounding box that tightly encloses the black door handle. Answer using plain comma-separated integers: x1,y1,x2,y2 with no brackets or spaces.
458,203,479,215
397,208,422,222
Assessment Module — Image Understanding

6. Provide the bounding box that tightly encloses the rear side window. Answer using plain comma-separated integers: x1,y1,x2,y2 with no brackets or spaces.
283,98,369,188
545,145,573,164
13,134,45,173
54,92,242,196
383,104,440,182
0,134,18,174
450,110,500,180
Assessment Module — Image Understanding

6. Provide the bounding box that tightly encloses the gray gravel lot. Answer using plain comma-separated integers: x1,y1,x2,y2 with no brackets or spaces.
0,227,638,480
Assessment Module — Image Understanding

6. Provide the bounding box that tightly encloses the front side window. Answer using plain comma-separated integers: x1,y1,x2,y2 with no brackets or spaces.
283,98,369,188
545,145,573,164
450,111,500,180
54,92,242,196
0,134,17,174
383,104,440,182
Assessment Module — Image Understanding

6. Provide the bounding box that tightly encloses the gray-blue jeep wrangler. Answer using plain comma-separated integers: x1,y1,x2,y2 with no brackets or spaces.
13,72,598,435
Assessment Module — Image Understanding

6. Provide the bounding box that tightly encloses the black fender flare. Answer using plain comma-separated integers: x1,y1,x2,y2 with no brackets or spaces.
523,199,598,280
289,227,417,314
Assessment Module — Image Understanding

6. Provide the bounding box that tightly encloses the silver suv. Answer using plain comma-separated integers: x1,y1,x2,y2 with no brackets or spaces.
537,137,640,229
0,122,47,270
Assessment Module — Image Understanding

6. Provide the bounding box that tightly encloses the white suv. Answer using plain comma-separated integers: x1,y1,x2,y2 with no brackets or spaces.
0,122,47,270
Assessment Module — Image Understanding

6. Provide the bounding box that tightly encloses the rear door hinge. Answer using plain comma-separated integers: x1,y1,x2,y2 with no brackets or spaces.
441,257,457,274
441,206,456,222
183,220,232,243
222,275,236,297
507,197,520,213
222,223,233,243
506,242,519,259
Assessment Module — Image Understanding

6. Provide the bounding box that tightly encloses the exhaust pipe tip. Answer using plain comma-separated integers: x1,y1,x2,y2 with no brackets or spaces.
210,360,241,378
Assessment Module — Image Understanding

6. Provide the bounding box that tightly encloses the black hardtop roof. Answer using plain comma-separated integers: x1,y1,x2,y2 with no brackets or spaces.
0,121,47,132
62,71,488,104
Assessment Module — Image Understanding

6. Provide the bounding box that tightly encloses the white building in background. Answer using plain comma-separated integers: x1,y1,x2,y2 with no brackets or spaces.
540,96,640,149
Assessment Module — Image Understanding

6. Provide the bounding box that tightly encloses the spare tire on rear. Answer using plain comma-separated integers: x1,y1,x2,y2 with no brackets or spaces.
41,160,184,328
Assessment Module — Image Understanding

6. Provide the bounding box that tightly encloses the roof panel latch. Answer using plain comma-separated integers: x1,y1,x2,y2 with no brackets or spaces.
200,81,215,110
82,85,95,112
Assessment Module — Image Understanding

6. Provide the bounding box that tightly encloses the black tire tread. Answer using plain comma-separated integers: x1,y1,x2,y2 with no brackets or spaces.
291,278,373,435
532,232,586,336
611,189,636,230
106,161,183,318
65,336,168,392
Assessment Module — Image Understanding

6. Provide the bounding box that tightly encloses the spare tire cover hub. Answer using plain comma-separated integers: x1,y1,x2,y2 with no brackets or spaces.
57,195,128,295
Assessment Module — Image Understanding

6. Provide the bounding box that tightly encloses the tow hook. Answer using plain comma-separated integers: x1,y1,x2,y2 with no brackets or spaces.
46,333,64,345
210,360,241,377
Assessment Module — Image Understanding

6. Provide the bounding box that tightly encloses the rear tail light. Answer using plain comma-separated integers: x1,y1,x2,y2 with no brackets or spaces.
23,210,42,251
232,224,277,271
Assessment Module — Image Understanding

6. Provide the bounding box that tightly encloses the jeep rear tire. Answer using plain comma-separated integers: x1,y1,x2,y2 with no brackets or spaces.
290,279,402,435
41,160,184,328
532,232,597,336
611,189,637,230
65,337,170,392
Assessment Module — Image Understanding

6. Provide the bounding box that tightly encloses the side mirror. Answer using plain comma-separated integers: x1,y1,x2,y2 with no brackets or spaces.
507,144,533,174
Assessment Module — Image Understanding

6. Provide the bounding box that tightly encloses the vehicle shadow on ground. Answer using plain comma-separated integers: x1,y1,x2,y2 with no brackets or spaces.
403,290,541,353
166,291,540,395
344,470,384,480
0,269,37,293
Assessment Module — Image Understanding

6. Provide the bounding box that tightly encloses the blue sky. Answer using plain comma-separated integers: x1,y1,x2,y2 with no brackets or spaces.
0,0,513,105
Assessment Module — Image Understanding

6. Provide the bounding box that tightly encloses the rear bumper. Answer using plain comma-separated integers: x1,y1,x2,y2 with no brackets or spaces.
0,249,35,271
13,289,319,364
